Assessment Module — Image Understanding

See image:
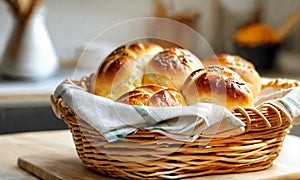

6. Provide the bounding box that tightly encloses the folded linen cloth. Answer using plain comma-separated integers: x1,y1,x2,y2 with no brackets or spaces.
53,79,246,142
53,79,300,143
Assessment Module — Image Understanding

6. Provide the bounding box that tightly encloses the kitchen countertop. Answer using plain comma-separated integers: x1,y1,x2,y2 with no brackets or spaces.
0,68,75,106
0,68,78,134
0,130,300,179
0,67,94,134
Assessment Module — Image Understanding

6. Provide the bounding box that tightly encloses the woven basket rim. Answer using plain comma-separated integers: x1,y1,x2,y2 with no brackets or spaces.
51,76,300,135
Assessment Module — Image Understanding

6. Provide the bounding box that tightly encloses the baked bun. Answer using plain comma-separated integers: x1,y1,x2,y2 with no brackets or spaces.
181,65,254,109
116,84,186,107
91,43,163,100
202,54,261,97
143,47,204,89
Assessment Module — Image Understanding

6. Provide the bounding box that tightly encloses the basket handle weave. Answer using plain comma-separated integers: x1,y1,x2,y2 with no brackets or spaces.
232,78,299,132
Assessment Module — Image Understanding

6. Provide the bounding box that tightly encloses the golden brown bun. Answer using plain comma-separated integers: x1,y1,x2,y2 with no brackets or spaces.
202,54,261,97
181,65,254,109
116,84,186,107
143,47,204,89
91,43,163,100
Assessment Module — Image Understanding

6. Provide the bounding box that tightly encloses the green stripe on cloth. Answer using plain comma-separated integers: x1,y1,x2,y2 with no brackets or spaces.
280,97,300,118
285,97,300,108
133,106,157,127
103,128,136,142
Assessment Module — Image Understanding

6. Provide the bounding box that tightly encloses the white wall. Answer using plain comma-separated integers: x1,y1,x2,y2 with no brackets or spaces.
0,0,299,63
0,0,154,61
0,0,221,62
261,0,300,53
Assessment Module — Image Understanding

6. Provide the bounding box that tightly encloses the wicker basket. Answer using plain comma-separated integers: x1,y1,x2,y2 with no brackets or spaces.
51,77,300,179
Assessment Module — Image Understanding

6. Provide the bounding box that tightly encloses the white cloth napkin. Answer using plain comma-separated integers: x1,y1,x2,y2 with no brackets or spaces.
53,79,300,143
53,79,246,142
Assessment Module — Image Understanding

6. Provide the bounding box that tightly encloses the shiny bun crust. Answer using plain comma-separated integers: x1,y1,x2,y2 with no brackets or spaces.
181,65,254,109
202,54,261,97
143,47,204,89
116,84,186,107
91,43,163,100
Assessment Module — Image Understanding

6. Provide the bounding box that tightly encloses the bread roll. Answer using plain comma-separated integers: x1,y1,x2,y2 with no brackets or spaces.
202,54,261,97
116,84,186,107
91,43,163,100
143,47,204,89
181,65,254,109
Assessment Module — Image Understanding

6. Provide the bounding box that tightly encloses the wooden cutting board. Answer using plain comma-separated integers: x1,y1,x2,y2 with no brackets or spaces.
18,150,113,180
17,148,300,180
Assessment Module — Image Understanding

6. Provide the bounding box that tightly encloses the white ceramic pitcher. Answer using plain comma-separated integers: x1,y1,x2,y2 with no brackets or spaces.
0,6,58,80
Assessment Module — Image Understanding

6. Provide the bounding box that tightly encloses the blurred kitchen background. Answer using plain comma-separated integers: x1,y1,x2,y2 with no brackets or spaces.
0,0,300,135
